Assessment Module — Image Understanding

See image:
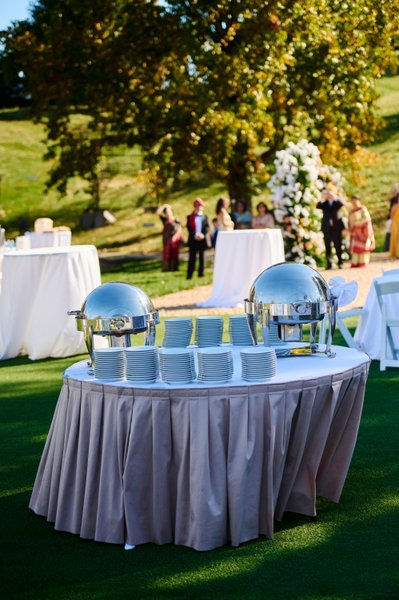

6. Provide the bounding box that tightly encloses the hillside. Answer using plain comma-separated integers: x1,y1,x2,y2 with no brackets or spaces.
1,74,399,254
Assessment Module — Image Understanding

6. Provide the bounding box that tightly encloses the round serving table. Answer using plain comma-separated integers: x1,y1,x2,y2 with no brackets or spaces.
0,245,101,360
29,345,370,551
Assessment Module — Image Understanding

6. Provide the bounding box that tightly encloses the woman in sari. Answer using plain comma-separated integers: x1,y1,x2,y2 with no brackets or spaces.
156,204,182,271
348,195,375,268
389,199,399,258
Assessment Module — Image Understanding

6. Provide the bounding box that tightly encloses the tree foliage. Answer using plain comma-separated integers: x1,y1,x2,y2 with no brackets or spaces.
1,0,398,207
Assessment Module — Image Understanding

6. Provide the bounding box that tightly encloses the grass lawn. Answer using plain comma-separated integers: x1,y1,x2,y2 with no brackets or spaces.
1,326,399,600
100,256,213,298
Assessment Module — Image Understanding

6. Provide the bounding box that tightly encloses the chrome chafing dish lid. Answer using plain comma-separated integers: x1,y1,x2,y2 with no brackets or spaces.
244,262,333,324
69,281,160,334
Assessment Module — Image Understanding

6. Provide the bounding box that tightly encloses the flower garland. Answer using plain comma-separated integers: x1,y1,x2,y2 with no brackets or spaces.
268,139,345,267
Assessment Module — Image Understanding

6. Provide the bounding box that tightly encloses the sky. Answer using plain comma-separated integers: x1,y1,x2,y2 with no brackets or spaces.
0,0,32,30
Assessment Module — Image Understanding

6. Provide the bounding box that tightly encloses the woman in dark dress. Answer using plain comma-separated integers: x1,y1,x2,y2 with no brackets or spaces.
156,204,182,271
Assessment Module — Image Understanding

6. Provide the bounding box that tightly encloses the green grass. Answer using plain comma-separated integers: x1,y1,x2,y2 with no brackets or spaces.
100,257,213,298
1,75,399,254
1,327,399,599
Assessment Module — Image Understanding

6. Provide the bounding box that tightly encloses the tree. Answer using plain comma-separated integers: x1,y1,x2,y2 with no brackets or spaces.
1,0,173,207
1,0,398,206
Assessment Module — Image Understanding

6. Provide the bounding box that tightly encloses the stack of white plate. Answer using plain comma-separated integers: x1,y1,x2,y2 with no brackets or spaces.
261,323,282,346
240,346,277,382
162,318,193,348
264,324,290,356
158,348,196,384
125,346,158,383
273,344,291,358
229,315,253,346
195,316,224,347
94,347,126,381
197,347,233,383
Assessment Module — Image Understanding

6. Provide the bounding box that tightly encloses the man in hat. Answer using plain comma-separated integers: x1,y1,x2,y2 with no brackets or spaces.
316,186,345,269
186,197,210,279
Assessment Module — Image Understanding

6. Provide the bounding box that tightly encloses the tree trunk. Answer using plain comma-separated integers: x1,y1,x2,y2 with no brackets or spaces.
226,142,252,206
87,175,101,212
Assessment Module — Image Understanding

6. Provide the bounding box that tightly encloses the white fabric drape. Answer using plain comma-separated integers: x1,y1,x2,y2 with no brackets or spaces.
0,245,101,360
21,230,72,249
30,347,369,551
198,230,285,308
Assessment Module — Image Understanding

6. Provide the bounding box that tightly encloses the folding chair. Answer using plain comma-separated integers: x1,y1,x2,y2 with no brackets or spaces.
381,268,399,277
318,308,366,349
374,279,399,371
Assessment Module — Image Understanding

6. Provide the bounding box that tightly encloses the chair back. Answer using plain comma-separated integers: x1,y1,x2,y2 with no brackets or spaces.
381,268,399,277
374,279,399,309
34,218,54,233
374,278,399,370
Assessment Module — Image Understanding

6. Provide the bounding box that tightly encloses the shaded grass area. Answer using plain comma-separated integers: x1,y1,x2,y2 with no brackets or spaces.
100,257,214,298
1,327,399,599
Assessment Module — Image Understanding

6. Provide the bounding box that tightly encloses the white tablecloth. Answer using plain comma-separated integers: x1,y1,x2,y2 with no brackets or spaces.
354,274,399,359
22,230,72,249
0,245,101,360
198,229,285,307
30,345,369,551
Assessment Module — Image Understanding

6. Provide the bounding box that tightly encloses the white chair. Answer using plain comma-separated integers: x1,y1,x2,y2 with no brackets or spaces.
374,279,399,371
318,308,366,349
336,308,366,349
381,268,399,277
34,217,53,233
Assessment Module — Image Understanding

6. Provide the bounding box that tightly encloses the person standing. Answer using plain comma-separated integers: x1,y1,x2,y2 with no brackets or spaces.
186,197,210,279
384,183,399,251
215,196,234,232
316,186,345,269
389,198,399,259
210,217,218,248
252,202,275,229
348,194,375,267
231,200,252,229
156,204,182,271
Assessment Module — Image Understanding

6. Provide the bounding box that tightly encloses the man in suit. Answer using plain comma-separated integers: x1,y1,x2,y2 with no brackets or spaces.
317,188,345,269
186,197,210,279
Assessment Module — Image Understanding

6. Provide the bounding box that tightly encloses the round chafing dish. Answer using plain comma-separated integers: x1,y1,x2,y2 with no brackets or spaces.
69,282,160,365
244,262,336,357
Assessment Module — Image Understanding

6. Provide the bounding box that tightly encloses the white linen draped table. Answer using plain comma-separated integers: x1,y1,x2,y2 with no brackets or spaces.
29,345,369,551
0,245,101,360
198,229,285,307
354,273,399,359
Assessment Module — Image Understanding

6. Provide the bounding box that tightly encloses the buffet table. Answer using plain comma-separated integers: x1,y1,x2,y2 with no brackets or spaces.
30,345,369,551
354,273,399,359
198,229,285,307
0,245,101,360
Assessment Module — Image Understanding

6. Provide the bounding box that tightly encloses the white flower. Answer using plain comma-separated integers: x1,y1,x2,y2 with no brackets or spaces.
268,139,343,265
